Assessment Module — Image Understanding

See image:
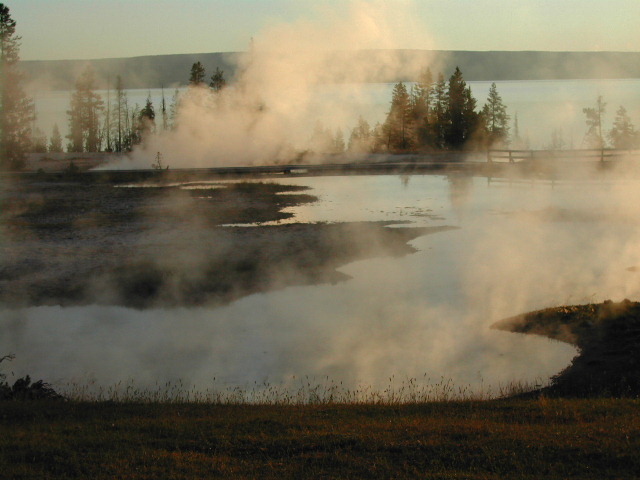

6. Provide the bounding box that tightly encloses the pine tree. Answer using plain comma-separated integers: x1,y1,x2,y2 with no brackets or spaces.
429,73,448,150
48,123,63,152
608,106,638,149
332,128,345,154
582,96,607,149
136,95,155,140
0,3,35,170
348,116,372,152
383,82,412,151
189,62,206,86
169,89,180,130
160,85,168,131
482,82,510,147
412,67,433,148
209,67,226,92
111,76,133,151
31,127,47,153
66,65,104,152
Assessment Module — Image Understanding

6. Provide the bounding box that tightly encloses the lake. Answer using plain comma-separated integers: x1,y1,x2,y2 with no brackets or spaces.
6,170,640,399
31,78,640,150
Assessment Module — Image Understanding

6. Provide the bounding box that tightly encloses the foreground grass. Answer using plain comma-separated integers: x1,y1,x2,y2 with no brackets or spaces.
2,398,639,479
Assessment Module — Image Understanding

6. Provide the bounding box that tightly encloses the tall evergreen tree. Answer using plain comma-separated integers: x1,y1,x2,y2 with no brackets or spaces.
31,127,47,153
112,75,130,151
429,72,448,150
482,82,510,147
136,95,155,140
48,123,63,152
383,82,412,151
412,67,433,148
348,116,372,152
608,105,638,149
189,61,206,86
582,96,607,149
66,65,104,152
0,3,35,170
169,89,180,130
446,67,478,149
160,85,168,131
209,67,226,92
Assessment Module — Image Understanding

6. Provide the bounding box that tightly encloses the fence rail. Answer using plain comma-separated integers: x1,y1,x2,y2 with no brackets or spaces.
487,149,640,163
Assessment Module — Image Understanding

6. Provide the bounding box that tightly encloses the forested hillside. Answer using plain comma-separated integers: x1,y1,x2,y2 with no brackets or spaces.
23,50,640,90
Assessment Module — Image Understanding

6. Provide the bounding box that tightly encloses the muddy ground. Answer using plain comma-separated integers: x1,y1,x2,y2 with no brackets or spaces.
0,176,451,308
493,299,640,397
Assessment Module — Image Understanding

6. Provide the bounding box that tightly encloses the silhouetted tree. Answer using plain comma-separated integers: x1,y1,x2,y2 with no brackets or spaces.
583,95,607,148
412,67,433,148
31,127,47,153
348,116,372,152
169,89,180,130
608,105,638,149
0,3,35,170
429,72,448,149
209,67,226,92
482,82,510,147
66,65,104,152
446,67,478,149
48,123,63,152
383,82,412,151
160,85,168,130
189,61,206,86
138,95,155,135
112,75,128,151
332,128,345,154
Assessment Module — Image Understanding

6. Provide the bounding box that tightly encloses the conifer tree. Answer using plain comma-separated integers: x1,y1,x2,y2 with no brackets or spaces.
482,82,510,147
66,65,104,152
348,116,372,152
582,96,607,148
0,3,35,170
48,123,63,152
608,105,638,149
383,82,412,151
136,95,155,141
189,62,206,86
412,67,433,148
209,67,226,92
112,75,129,151
429,73,448,149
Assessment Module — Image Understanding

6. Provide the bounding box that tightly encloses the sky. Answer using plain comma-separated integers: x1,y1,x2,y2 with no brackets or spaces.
11,0,640,61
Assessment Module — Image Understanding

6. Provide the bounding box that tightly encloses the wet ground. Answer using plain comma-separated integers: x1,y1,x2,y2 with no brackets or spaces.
0,177,443,308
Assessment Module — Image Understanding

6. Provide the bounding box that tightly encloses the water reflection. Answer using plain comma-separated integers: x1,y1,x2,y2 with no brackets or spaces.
5,173,640,397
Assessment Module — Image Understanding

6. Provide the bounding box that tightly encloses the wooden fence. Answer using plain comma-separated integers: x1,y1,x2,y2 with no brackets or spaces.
487,149,640,163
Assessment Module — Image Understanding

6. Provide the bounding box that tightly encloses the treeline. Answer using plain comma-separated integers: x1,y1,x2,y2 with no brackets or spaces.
29,61,230,156
306,67,511,156
582,96,639,150
30,65,177,154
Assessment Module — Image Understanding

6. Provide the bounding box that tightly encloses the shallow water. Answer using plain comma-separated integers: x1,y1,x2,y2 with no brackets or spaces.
5,173,640,398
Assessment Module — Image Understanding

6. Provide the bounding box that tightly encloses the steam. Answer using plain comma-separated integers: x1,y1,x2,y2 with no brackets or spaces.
107,1,436,169
9,173,640,396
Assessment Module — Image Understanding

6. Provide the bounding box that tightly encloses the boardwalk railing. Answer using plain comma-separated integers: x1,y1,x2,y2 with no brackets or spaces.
487,149,640,163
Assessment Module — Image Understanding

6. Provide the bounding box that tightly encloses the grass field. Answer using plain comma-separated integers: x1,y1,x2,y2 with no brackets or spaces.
2,397,639,479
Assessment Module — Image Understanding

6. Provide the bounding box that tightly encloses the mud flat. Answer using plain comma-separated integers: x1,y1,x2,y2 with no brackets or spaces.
0,176,451,308
493,299,640,397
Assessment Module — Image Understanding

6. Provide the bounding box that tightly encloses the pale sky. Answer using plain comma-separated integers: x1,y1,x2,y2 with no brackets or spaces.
11,0,640,61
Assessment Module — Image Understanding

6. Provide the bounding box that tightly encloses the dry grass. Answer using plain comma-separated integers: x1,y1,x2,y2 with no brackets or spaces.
1,395,639,479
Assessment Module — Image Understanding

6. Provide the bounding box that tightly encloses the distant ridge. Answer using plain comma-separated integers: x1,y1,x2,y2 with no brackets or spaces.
23,50,640,91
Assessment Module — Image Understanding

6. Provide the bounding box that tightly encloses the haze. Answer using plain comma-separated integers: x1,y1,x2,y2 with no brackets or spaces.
15,0,640,61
